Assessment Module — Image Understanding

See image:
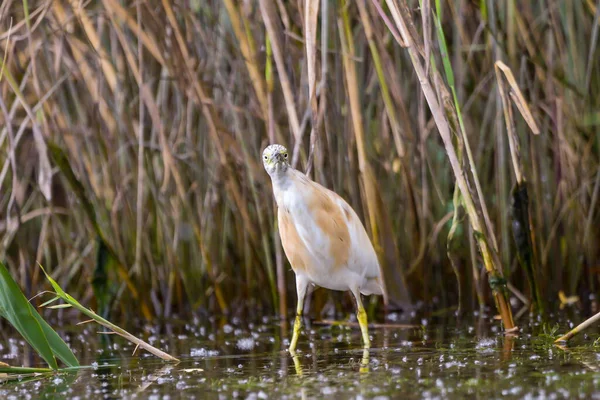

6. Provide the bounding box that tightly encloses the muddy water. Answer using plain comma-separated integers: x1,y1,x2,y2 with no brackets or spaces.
1,312,600,399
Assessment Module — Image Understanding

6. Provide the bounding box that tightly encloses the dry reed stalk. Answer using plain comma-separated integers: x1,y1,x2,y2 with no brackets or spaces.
101,0,166,66
355,0,413,307
133,0,144,277
495,61,542,311
160,1,263,312
356,0,405,158
380,0,515,330
555,310,600,343
2,68,52,200
65,0,117,93
258,0,302,160
107,6,179,196
262,32,286,315
338,3,384,290
50,2,116,132
0,0,597,320
304,0,320,177
222,0,269,117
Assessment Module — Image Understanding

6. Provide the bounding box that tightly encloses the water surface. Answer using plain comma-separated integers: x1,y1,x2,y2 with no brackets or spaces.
1,312,599,399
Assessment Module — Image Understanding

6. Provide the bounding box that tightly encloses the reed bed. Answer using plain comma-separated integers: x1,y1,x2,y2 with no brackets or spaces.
0,0,598,323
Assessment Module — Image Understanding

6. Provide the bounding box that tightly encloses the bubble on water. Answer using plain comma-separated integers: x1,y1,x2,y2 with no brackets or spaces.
190,348,219,357
444,361,466,369
157,376,172,384
236,338,255,351
476,338,496,348
321,387,336,395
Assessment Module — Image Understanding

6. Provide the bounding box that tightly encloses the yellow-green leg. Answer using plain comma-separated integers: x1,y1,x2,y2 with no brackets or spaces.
360,348,370,373
292,353,303,376
351,288,371,349
289,275,309,354
289,310,302,354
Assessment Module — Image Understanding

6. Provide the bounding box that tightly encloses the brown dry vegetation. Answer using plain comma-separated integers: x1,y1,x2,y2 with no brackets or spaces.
0,0,598,324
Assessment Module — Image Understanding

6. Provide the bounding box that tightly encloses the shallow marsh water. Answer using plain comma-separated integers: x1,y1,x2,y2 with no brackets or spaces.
1,312,600,399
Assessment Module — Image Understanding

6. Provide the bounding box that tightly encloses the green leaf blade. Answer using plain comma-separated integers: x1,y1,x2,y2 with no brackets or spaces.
0,263,79,368
30,304,80,367
0,263,58,369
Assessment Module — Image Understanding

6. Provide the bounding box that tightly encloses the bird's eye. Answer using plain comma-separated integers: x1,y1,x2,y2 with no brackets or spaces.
284,153,288,158
264,155,268,160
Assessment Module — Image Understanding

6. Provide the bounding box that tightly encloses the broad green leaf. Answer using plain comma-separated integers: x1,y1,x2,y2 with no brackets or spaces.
28,302,79,367
0,263,79,368
0,263,58,369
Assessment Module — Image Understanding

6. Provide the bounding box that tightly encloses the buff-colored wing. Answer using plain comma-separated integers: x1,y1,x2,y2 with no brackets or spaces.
278,171,380,281
319,185,381,280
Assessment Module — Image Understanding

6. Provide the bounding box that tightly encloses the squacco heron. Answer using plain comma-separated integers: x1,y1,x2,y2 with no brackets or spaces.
263,144,385,354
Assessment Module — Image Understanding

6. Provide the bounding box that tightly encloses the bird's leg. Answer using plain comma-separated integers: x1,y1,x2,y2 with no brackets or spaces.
351,288,371,349
292,353,303,376
289,275,309,355
360,348,370,373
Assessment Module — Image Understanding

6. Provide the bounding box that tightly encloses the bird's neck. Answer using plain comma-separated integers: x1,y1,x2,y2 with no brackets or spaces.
270,167,291,187
270,168,296,206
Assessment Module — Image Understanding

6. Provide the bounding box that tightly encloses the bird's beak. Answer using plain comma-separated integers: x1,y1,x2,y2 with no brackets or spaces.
274,153,284,163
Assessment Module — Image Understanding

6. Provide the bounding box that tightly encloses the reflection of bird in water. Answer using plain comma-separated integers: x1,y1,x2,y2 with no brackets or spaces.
291,348,370,375
262,144,386,354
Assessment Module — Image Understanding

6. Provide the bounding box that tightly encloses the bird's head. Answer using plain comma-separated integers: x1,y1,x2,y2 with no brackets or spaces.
262,144,290,176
